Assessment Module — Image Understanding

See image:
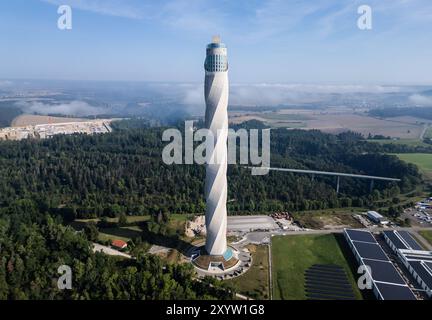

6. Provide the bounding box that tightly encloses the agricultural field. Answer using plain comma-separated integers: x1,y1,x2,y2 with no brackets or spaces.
229,113,307,128
368,138,432,148
229,107,424,138
394,153,432,179
424,127,432,140
226,245,270,300
271,234,362,300
11,114,87,126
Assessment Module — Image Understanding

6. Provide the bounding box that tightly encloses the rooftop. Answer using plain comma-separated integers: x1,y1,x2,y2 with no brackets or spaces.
111,239,128,248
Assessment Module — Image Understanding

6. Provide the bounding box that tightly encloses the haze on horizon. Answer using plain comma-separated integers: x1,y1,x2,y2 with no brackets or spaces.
1,0,432,84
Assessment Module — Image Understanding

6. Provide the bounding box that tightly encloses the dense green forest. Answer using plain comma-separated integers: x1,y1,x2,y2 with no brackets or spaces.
0,202,234,299
0,120,423,220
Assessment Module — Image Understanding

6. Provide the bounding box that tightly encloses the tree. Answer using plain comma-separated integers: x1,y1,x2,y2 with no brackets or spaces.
118,213,127,227
84,222,99,242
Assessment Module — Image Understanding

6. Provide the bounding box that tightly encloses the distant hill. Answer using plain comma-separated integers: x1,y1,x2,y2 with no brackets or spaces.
0,102,22,128
369,107,432,120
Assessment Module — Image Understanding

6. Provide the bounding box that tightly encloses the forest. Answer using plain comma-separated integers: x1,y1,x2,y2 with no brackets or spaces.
369,106,432,120
0,119,423,220
0,202,234,299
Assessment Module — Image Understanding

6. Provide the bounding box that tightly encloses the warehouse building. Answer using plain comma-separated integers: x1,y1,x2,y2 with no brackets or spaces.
367,211,389,225
344,228,416,300
383,230,432,298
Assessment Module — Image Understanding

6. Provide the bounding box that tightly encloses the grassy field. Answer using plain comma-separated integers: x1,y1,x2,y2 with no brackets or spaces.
424,127,432,140
419,230,432,246
369,139,431,148
394,153,432,178
72,214,193,243
271,234,362,300
226,245,270,300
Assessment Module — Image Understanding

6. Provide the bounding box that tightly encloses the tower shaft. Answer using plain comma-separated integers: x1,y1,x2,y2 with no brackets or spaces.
204,38,229,256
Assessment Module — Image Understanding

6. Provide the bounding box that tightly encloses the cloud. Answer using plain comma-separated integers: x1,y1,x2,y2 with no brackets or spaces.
0,80,13,87
41,0,146,19
409,94,432,106
182,84,204,105
39,0,432,40
181,83,405,106
15,100,108,116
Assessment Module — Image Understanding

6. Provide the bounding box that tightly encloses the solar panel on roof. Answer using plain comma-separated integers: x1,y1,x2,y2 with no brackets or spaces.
352,241,389,261
375,283,416,300
405,255,432,262
398,231,423,250
345,229,376,243
383,231,408,250
409,261,432,289
362,259,406,285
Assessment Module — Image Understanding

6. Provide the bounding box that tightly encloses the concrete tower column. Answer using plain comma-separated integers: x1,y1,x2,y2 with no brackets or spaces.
204,36,229,256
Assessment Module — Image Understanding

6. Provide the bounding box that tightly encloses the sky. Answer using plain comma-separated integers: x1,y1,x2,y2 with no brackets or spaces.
1,0,432,84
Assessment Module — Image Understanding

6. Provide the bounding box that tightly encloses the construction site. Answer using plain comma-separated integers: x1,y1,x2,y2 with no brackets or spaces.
0,119,113,141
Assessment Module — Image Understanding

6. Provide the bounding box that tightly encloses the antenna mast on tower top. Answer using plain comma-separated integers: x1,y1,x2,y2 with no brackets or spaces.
212,35,221,43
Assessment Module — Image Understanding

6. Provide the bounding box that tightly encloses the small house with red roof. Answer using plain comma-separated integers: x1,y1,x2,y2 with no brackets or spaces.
111,239,128,250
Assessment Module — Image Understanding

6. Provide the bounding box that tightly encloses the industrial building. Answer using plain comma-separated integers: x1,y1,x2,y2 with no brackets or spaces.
383,230,432,298
367,211,389,225
344,228,416,300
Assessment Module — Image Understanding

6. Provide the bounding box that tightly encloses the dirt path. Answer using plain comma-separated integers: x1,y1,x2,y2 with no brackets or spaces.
92,243,132,259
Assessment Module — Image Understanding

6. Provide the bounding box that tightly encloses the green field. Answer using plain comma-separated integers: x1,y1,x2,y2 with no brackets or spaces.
424,127,432,140
271,234,362,300
419,230,432,246
369,139,431,148
394,153,432,178
72,214,193,243
226,245,270,300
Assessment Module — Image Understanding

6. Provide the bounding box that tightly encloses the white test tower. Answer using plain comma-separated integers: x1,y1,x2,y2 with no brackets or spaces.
204,36,229,256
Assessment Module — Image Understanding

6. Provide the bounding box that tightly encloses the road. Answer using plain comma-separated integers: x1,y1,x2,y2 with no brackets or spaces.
92,243,132,259
268,244,273,300
239,226,432,245
420,124,430,140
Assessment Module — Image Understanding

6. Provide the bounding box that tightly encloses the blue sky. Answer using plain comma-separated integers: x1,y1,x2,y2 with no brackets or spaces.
1,0,432,83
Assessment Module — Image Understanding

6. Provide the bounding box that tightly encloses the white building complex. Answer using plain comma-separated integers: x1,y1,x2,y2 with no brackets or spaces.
204,36,229,257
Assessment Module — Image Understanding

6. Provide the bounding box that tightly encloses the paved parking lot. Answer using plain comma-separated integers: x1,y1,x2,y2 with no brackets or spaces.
404,206,432,227
228,215,279,232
